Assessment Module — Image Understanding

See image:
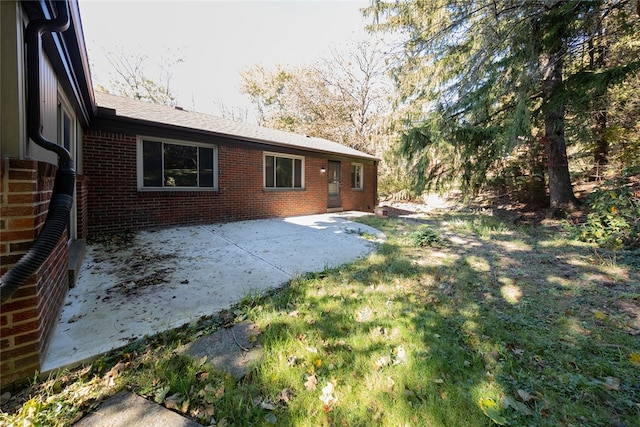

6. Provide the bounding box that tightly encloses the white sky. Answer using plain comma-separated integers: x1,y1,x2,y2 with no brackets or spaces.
78,0,373,122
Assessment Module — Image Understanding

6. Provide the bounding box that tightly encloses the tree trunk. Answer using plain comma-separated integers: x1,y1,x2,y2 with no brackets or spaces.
592,109,608,180
540,48,578,211
589,19,609,181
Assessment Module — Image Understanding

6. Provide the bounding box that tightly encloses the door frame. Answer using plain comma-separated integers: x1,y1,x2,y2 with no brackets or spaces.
327,160,342,211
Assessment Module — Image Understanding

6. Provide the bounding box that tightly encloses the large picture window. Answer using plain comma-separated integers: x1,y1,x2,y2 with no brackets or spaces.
139,138,217,189
351,163,363,190
264,153,304,189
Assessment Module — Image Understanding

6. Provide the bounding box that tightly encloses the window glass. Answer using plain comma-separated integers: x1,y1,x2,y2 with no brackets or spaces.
143,140,163,187
294,158,302,188
351,164,363,189
164,143,197,187
265,153,303,188
199,147,214,187
276,157,293,187
62,113,71,151
141,139,216,189
265,155,275,187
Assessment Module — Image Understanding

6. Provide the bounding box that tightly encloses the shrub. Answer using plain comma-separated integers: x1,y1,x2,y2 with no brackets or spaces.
409,225,443,247
576,182,640,250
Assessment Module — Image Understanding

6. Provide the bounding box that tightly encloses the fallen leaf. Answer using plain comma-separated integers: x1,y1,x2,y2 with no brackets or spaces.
478,398,507,425
320,381,338,407
503,395,532,415
164,393,183,410
103,361,127,387
204,403,215,418
393,346,408,365
215,386,225,399
277,388,295,404
594,310,607,320
195,371,209,382
155,387,171,403
629,353,640,366
287,355,299,367
304,373,318,391
374,356,391,370
260,401,277,411
517,389,533,402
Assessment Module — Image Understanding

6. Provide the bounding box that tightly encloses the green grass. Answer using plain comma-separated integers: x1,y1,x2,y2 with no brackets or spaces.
2,211,639,426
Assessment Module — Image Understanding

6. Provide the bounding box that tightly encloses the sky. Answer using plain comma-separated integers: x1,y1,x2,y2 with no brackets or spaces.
78,0,373,122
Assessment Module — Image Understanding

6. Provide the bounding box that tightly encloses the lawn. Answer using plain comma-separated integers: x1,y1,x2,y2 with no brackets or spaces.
2,209,639,426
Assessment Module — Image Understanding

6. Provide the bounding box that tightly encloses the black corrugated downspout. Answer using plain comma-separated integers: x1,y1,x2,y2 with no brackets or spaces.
0,1,75,303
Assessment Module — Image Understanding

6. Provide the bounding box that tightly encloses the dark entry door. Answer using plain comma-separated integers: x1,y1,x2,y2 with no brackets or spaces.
327,161,341,210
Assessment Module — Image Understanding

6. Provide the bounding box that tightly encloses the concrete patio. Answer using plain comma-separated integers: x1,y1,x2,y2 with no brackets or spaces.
41,212,384,373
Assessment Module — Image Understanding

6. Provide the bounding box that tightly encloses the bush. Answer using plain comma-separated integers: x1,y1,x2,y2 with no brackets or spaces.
409,225,443,247
576,182,640,250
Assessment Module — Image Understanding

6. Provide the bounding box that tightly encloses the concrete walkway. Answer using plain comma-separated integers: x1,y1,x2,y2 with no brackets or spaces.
42,212,384,373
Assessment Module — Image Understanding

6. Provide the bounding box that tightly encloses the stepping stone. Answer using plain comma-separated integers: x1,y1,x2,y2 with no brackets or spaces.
177,321,263,380
74,390,202,427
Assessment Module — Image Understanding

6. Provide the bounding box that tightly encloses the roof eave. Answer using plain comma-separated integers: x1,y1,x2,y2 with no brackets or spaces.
94,109,379,163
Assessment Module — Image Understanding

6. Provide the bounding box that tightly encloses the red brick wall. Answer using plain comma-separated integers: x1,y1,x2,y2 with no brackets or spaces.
84,130,377,234
1,158,69,386
340,161,378,213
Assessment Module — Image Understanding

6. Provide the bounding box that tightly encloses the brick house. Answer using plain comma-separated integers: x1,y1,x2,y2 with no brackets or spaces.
87,92,378,234
1,0,378,386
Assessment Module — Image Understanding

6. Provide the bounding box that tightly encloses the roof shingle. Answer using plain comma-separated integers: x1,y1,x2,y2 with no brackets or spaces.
95,92,378,161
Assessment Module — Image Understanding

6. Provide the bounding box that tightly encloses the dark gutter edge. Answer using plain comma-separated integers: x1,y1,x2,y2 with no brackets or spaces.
37,0,95,127
92,114,380,164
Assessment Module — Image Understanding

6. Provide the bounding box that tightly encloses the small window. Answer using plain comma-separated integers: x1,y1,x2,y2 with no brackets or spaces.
351,163,363,190
139,138,217,189
264,153,304,189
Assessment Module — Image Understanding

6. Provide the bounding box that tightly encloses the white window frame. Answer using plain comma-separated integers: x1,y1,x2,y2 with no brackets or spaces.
263,152,305,189
137,136,218,191
57,93,78,240
351,163,364,190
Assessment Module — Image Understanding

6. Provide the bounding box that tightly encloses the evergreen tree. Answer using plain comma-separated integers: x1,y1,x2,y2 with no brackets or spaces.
366,0,639,210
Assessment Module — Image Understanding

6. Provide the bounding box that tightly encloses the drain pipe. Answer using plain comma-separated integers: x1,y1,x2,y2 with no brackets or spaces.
0,1,75,303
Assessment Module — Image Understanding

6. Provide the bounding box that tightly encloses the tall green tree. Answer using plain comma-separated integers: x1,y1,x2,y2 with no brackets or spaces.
366,0,639,210
563,1,640,176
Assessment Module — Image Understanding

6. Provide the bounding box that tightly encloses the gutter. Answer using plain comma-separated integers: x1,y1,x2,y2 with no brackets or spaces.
1,1,75,303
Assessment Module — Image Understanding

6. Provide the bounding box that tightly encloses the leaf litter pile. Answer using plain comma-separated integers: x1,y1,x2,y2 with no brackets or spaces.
1,207,638,426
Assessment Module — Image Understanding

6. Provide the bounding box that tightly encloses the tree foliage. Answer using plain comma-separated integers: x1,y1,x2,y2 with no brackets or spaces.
97,45,184,106
365,0,640,208
240,41,392,154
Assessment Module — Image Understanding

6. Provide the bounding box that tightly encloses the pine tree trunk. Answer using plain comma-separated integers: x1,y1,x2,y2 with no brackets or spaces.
592,110,608,180
540,49,578,211
589,17,609,181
